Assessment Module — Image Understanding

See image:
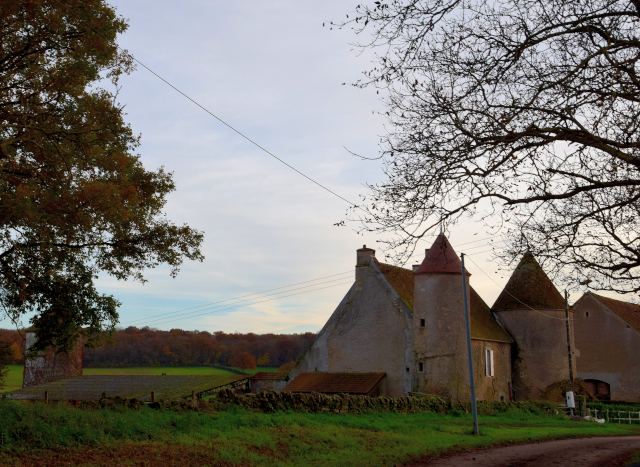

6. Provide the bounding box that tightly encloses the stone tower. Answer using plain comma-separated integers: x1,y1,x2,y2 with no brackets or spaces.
491,253,575,400
22,332,83,388
413,234,471,399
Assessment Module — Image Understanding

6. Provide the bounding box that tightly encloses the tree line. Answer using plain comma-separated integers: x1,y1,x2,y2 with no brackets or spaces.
0,328,316,369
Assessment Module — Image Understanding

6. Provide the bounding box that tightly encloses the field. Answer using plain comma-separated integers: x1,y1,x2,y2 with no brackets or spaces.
0,401,639,466
0,366,279,393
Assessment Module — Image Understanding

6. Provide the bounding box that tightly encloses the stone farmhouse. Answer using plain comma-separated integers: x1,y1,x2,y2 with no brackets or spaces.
288,234,640,402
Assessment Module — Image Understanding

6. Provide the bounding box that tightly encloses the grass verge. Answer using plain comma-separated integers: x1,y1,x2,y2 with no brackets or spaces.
0,400,639,466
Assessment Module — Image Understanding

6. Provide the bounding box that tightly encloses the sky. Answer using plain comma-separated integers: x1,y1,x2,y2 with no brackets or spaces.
0,1,588,334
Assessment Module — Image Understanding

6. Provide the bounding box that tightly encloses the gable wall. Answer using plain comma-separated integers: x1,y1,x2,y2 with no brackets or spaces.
574,295,640,401
289,262,413,397
471,339,512,401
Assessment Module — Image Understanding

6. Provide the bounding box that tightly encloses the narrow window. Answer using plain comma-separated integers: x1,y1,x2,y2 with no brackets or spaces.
419,362,424,372
585,311,589,317
485,349,494,377
406,367,410,372
500,396,505,402
420,319,426,327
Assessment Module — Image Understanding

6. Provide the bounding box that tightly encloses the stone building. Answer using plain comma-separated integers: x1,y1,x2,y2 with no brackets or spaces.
491,253,577,401
288,234,640,401
22,331,83,388
573,292,640,401
289,235,513,399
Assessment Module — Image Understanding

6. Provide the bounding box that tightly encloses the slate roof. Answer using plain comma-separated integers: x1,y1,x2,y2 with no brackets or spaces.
251,372,288,381
283,372,386,394
374,258,512,342
4,375,249,401
589,293,640,333
415,235,467,275
492,253,565,311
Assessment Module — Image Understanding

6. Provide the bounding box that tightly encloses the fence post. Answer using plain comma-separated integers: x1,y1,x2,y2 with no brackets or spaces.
606,410,609,423
192,390,197,407
44,391,48,404
151,391,156,403
102,392,106,400
629,411,632,424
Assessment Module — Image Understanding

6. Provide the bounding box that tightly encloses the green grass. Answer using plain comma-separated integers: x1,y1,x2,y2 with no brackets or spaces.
1,365,23,393
0,401,638,466
0,366,280,393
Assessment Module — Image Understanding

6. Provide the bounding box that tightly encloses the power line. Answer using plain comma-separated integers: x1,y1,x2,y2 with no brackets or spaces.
136,275,355,327
121,270,353,326
146,280,354,328
55,0,358,208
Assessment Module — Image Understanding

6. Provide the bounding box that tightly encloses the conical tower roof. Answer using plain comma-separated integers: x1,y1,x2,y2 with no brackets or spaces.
491,253,565,310
415,234,467,275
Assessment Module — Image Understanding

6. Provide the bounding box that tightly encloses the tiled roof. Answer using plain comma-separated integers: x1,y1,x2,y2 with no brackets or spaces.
589,293,640,333
491,253,565,311
469,287,513,343
283,372,386,394
415,235,466,275
375,259,415,311
251,372,288,381
375,259,512,342
5,375,249,401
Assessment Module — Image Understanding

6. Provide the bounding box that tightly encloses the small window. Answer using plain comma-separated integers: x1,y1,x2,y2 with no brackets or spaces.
406,367,410,372
420,319,426,327
585,311,589,317
500,396,505,402
485,349,494,377
419,362,424,372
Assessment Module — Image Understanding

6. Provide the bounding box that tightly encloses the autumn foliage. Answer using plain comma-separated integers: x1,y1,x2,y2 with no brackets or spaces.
229,352,256,370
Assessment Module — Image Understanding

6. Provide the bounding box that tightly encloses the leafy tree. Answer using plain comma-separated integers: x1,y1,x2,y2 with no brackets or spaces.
256,352,270,367
338,0,640,295
278,361,296,374
9,342,22,364
0,0,204,353
229,351,257,371
0,341,12,391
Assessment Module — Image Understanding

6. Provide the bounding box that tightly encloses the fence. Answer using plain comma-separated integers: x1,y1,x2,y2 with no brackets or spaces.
590,409,640,424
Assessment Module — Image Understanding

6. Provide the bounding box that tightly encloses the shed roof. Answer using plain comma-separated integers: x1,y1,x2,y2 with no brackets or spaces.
5,375,249,401
589,293,640,333
283,372,386,394
491,253,565,311
374,259,512,342
251,372,288,381
415,235,466,275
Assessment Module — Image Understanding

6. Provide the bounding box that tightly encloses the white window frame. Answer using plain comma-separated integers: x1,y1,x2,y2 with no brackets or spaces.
485,349,494,377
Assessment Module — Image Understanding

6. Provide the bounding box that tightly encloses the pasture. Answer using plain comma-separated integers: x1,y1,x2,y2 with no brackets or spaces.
0,366,279,393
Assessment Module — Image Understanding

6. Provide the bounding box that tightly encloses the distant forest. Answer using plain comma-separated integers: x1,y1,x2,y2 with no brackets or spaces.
0,328,317,368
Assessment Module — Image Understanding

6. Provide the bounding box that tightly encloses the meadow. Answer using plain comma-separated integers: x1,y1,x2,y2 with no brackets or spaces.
0,365,279,394
0,400,639,467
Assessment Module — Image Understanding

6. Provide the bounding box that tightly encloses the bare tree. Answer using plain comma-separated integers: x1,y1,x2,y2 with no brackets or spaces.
337,0,640,296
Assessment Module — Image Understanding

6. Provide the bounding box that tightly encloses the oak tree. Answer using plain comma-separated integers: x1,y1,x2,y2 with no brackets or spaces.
0,0,204,353
339,0,640,296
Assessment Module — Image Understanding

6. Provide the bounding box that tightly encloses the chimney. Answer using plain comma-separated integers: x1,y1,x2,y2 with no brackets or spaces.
412,249,429,272
356,245,376,266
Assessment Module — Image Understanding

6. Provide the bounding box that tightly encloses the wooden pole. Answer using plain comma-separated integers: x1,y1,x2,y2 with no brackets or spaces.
460,254,479,435
151,391,156,403
101,392,106,400
192,390,197,407
44,391,49,404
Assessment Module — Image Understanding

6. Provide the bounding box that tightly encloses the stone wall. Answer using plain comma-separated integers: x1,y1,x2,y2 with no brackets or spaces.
574,295,640,401
214,389,556,415
23,332,83,388
495,309,576,400
471,340,512,401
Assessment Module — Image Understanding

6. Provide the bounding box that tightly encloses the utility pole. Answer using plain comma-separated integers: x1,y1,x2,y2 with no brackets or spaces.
460,254,479,435
565,290,575,416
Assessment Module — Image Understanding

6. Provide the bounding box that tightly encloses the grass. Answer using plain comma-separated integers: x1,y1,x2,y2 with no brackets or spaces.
0,401,639,466
0,366,280,393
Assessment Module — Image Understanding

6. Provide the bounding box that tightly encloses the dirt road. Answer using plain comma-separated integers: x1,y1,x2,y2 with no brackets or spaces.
407,436,640,467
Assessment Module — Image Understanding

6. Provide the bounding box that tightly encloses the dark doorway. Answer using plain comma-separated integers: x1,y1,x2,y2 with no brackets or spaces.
585,379,611,400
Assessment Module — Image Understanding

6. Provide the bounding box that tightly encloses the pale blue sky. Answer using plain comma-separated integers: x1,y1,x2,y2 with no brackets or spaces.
1,1,541,333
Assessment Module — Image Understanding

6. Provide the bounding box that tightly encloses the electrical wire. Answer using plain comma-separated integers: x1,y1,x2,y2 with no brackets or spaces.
146,280,354,328
135,275,356,327
121,270,353,326
53,0,358,208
